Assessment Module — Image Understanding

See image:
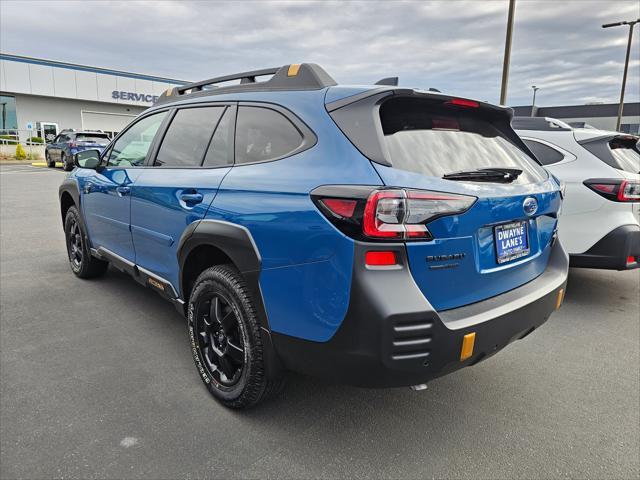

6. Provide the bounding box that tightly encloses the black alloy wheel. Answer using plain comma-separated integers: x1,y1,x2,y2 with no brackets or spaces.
194,292,246,387
64,206,109,278
187,265,285,408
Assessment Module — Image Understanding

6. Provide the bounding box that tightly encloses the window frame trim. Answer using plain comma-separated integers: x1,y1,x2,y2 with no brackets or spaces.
146,102,237,169
232,101,317,167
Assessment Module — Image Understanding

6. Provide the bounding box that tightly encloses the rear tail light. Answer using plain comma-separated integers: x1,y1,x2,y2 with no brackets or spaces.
312,186,476,241
584,179,640,202
627,256,637,266
68,142,77,148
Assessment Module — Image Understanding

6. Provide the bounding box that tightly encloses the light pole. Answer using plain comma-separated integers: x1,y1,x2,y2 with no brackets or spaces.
530,86,540,116
499,0,516,105
602,18,639,131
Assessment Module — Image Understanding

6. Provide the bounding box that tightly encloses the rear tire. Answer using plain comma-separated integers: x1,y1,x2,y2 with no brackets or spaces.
187,265,284,409
61,153,73,171
45,151,55,168
64,206,108,278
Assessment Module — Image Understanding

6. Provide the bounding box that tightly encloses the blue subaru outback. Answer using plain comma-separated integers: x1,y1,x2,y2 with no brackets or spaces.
59,64,569,408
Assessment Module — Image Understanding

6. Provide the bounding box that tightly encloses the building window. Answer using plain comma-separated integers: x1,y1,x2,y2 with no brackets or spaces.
0,95,18,131
621,123,640,135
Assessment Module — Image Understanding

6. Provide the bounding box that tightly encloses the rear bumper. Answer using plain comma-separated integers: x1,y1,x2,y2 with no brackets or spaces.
272,241,568,388
570,224,640,270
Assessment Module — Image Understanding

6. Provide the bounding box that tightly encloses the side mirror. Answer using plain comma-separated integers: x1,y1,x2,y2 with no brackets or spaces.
74,149,101,169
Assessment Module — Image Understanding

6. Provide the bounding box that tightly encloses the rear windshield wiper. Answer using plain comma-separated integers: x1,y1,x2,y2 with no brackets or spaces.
443,168,522,183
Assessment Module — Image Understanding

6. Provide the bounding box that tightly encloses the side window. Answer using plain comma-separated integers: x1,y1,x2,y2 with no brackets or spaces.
107,111,167,167
523,139,565,165
235,106,303,164
203,107,234,167
154,106,225,167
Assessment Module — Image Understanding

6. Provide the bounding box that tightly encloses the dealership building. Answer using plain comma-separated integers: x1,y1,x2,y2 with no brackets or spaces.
0,53,186,142
1,52,639,144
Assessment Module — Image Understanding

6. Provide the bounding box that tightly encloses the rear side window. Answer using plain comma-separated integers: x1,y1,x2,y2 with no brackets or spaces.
379,97,547,184
155,107,225,167
235,106,303,164
522,139,565,165
203,107,234,167
581,136,640,174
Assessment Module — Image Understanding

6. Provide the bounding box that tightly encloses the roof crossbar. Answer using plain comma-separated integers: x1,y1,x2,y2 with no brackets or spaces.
156,63,337,104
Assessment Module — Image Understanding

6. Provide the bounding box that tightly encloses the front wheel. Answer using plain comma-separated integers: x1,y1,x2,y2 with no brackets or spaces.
64,206,108,278
188,265,284,409
45,151,55,168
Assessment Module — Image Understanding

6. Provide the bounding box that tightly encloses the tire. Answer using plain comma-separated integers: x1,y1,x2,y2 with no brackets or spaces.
61,153,73,171
64,206,108,278
45,151,55,168
187,265,285,409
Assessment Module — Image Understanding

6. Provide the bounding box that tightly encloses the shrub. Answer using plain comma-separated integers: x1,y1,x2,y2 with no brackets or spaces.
15,144,26,160
27,136,44,144
0,135,18,145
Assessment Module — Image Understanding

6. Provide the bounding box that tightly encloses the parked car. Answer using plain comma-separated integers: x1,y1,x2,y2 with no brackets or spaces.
59,64,568,409
46,130,110,171
514,117,640,270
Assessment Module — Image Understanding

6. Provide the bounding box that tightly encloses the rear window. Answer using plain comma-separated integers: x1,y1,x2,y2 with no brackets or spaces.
75,134,110,144
379,97,548,184
609,137,640,173
581,136,640,174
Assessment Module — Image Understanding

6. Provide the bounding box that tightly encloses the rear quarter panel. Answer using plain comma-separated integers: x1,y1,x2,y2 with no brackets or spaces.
206,91,383,341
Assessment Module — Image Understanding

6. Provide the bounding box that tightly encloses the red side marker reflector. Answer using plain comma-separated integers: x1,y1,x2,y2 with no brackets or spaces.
447,98,479,108
321,198,357,218
627,256,636,265
365,251,397,266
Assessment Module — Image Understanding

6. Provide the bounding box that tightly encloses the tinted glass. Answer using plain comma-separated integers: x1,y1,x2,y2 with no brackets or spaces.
108,112,167,167
380,97,548,184
203,107,234,167
235,107,303,164
0,95,17,130
75,133,110,145
523,139,564,165
609,137,640,173
155,107,224,167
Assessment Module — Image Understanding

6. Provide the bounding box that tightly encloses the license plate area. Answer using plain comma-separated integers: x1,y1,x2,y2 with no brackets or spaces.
494,220,530,264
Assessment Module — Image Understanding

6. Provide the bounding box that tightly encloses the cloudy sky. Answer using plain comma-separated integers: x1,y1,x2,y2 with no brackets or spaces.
1,0,638,106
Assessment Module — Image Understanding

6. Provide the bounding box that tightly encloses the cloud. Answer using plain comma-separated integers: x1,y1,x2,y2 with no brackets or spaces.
0,0,638,106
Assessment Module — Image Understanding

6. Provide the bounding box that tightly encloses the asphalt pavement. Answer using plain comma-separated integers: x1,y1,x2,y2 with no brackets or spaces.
1,163,638,479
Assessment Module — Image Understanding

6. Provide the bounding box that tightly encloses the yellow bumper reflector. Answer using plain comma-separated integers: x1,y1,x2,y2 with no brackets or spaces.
556,288,565,310
288,64,301,77
460,332,476,361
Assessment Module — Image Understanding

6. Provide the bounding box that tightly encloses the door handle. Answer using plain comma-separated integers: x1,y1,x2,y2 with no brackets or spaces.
180,193,203,205
116,186,131,196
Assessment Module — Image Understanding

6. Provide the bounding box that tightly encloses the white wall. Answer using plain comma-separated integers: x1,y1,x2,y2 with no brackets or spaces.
0,58,180,107
14,94,146,139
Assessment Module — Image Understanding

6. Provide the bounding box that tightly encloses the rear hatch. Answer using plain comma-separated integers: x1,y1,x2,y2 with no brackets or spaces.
328,90,561,311
74,133,110,149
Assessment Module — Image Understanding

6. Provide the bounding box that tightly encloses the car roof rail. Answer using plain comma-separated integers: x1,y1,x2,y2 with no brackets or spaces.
156,63,337,105
511,116,572,131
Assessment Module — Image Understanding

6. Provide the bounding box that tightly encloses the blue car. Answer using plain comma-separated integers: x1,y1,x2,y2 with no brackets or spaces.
59,64,568,408
46,130,110,171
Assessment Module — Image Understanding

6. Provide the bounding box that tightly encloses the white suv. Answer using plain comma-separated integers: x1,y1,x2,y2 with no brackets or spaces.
514,117,639,270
